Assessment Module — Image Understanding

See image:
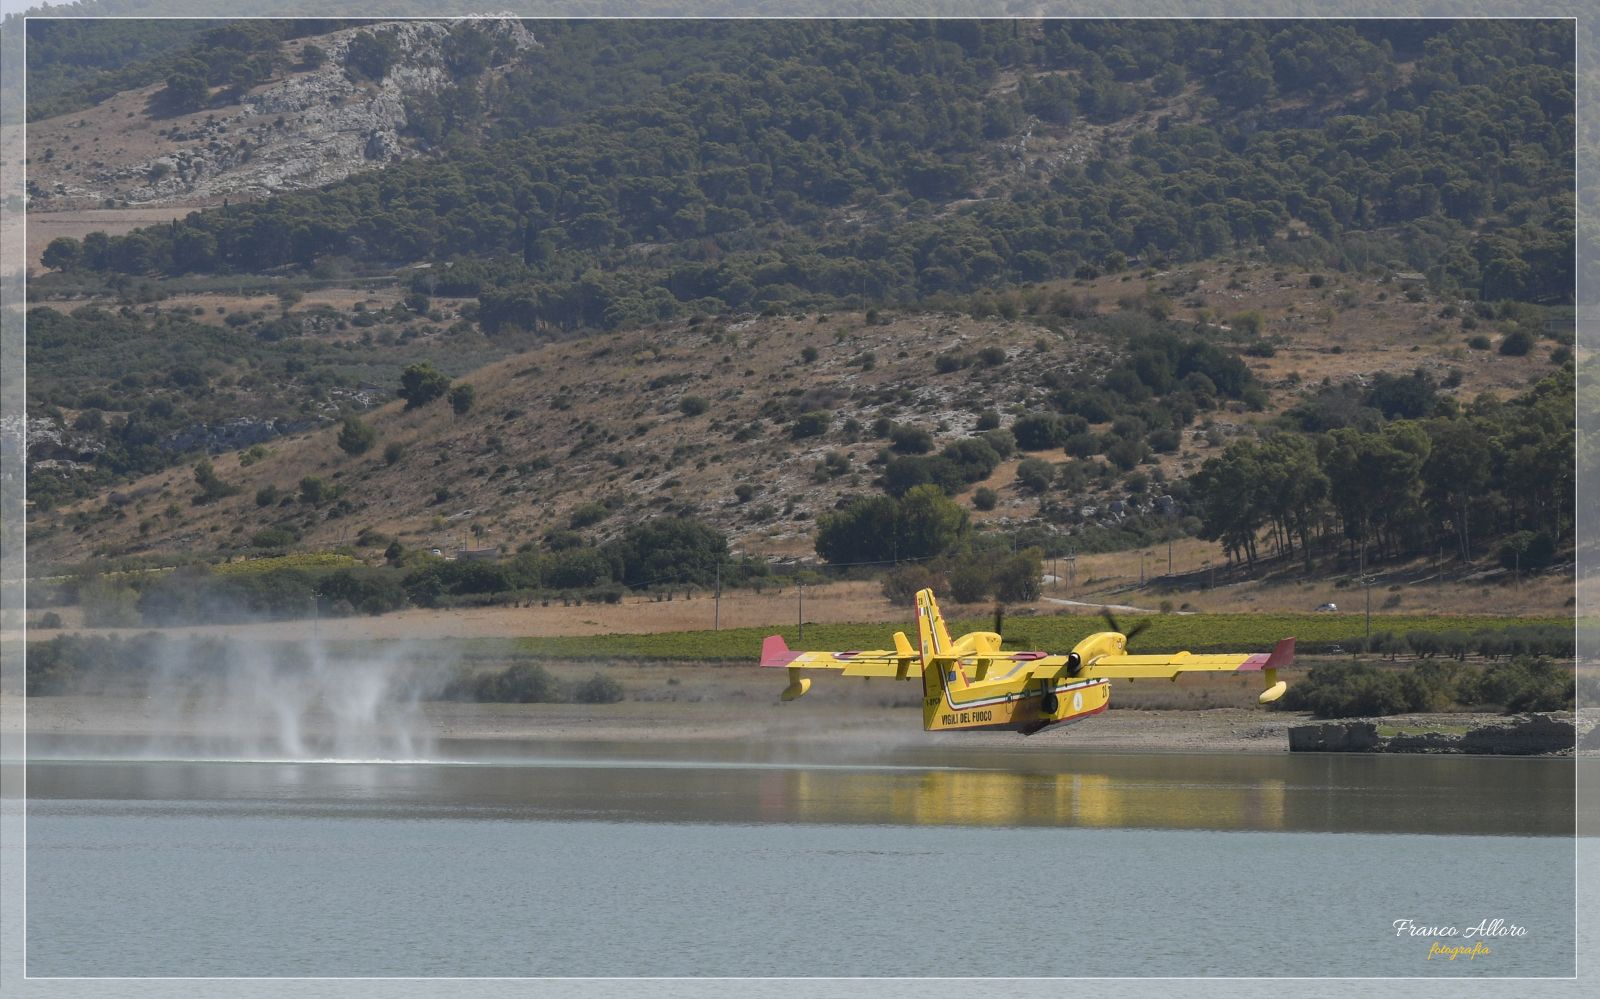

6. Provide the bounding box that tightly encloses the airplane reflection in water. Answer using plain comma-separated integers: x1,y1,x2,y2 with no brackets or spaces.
762,768,1287,831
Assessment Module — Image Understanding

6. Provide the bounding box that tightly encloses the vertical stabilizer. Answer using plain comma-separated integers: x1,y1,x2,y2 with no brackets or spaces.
915,589,962,696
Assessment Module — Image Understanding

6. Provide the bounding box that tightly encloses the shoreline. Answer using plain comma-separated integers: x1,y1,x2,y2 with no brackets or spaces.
15,695,1545,756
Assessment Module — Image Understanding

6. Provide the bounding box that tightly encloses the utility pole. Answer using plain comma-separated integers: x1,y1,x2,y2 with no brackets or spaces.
1515,551,1520,595
1140,551,1146,586
798,582,804,643
715,565,721,631
1168,535,1173,576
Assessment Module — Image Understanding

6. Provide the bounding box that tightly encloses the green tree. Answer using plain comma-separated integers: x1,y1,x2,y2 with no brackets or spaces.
448,382,477,415
336,415,377,456
398,361,450,409
192,459,240,504
603,518,729,588
41,236,81,271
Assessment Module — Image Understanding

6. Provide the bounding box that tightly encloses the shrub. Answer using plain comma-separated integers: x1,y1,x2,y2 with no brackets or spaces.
398,361,450,409
1467,334,1492,350
734,484,755,503
573,674,626,704
39,611,63,629
384,441,405,465
975,410,1001,431
250,527,296,549
800,345,819,363
979,428,1016,459
883,456,965,497
336,415,377,456
679,395,710,416
881,564,948,606
1498,329,1534,356
791,410,831,439
318,568,406,616
192,460,241,504
976,345,1007,367
948,565,991,603
1012,413,1076,451
993,551,1041,603
569,502,611,529
973,487,998,511
890,424,935,453
299,476,328,505
1105,438,1150,471
449,382,477,415
255,485,282,507
1015,458,1054,492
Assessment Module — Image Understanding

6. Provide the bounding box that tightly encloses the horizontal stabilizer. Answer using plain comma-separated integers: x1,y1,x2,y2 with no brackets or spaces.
761,634,800,668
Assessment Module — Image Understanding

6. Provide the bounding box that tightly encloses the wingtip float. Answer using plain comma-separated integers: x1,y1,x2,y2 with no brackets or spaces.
760,589,1294,735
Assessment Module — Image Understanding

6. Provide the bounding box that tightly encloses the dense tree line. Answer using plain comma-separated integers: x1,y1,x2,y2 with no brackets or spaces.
44,19,1573,325
1189,364,1574,569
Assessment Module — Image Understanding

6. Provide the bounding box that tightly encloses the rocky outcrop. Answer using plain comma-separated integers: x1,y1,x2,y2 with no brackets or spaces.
158,416,320,454
51,19,539,209
1289,713,1575,755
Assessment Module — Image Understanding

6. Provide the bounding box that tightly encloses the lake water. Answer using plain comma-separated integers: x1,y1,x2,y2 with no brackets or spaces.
23,741,1576,978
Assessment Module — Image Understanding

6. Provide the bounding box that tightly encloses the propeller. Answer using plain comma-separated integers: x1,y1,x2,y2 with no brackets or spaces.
1100,607,1150,647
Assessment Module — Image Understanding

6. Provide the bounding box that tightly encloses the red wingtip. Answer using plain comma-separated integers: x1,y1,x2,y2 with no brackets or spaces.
761,634,797,668
1266,637,1295,668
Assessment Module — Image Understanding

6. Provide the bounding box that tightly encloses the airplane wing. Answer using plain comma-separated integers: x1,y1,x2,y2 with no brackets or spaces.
759,634,920,678
1015,638,1295,702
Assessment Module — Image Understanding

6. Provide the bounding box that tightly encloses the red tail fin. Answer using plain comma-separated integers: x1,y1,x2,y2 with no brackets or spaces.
1265,638,1295,669
761,635,799,668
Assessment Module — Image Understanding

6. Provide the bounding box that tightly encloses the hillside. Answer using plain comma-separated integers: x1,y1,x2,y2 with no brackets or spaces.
17,16,1578,620
25,257,1571,568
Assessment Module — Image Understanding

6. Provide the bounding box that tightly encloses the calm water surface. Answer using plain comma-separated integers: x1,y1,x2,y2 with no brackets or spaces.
25,740,1576,977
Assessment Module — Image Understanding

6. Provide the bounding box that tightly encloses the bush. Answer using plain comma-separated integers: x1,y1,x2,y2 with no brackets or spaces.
446,661,560,703
973,487,998,511
192,459,241,504
791,410,831,439
1105,438,1150,471
979,428,1016,459
734,483,755,503
1014,458,1054,492
255,485,282,507
1498,329,1534,356
679,395,710,416
948,564,991,603
992,551,1042,603
883,455,965,497
1012,413,1070,451
573,674,626,704
602,517,729,588
39,611,63,629
881,564,949,606
398,361,450,409
569,502,611,529
890,424,935,454
336,415,377,456
250,527,296,549
318,568,407,616
975,410,1001,431
384,441,405,465
449,382,477,415
1467,334,1492,350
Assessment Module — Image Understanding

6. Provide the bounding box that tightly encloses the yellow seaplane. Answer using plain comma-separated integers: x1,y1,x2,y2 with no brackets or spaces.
760,589,1292,735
